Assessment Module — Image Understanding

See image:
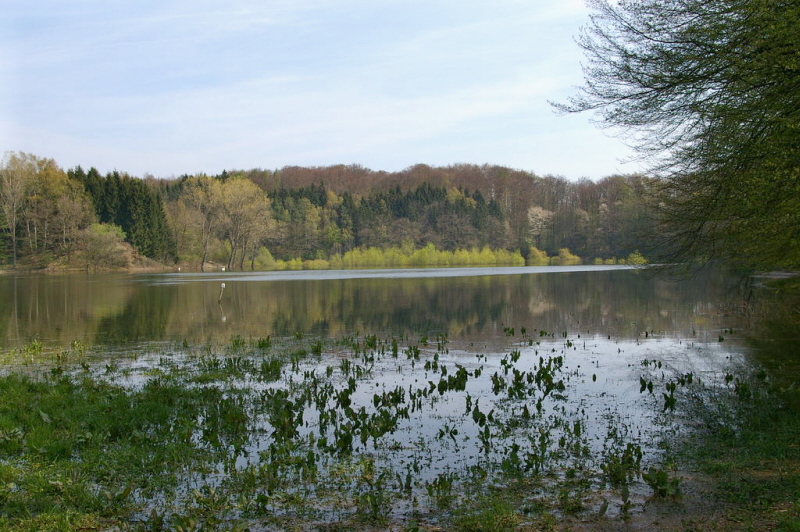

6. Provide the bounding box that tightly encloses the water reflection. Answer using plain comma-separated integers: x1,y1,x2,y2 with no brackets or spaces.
0,267,744,349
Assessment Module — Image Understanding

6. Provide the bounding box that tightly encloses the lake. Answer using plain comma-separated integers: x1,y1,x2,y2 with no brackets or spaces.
0,265,760,525
0,265,745,350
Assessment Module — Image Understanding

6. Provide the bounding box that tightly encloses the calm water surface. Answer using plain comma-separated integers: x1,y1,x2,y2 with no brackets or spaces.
0,265,745,350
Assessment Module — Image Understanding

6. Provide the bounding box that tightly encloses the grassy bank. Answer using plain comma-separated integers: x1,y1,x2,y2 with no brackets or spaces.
668,361,800,531
672,278,800,532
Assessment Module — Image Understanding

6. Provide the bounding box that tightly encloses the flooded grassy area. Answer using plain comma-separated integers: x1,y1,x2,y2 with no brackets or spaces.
1,268,798,531
2,325,796,532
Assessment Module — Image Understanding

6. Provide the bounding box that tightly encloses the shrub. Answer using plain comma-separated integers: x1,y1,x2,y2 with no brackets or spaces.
527,246,550,266
550,248,581,266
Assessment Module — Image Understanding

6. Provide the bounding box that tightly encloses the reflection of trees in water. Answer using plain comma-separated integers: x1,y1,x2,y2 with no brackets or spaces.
0,269,749,348
154,276,511,342
743,281,800,386
96,284,177,343
0,274,134,346
159,270,746,344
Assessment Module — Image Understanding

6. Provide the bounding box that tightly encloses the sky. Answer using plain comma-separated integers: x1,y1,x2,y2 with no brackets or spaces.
1,0,639,181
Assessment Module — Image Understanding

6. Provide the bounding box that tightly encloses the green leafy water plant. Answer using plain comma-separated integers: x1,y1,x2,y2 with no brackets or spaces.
601,442,643,488
642,467,681,499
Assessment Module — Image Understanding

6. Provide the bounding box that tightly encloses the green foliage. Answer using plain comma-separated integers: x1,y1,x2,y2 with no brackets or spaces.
451,496,521,532
250,246,277,270
550,248,581,266
601,443,643,488
674,339,800,530
260,175,655,266
642,468,681,498
332,244,524,269
75,170,176,262
626,250,648,265
0,152,97,269
0,371,252,528
2,324,795,530
526,246,549,266
2,154,664,269
562,0,800,270
80,223,129,271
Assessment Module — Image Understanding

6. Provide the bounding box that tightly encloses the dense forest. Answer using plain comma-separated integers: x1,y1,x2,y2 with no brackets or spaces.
0,152,655,271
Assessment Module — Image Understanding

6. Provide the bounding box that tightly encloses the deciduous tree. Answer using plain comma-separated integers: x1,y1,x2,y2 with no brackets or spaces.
81,223,129,272
0,152,37,267
557,0,800,269
178,175,223,271
217,178,272,270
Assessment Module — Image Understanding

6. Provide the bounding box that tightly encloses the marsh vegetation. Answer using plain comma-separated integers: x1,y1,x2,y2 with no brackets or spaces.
0,329,724,531
0,268,797,531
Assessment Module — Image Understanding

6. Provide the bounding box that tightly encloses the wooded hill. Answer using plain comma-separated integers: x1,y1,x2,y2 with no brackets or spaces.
0,153,657,270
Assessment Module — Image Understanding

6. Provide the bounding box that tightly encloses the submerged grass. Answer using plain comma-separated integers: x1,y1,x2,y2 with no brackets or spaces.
673,357,800,531
0,326,797,531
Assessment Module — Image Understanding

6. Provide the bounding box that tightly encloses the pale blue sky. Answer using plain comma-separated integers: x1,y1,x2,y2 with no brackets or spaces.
1,0,638,180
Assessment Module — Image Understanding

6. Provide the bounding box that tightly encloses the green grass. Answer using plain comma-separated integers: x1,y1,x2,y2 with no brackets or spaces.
450,495,523,532
0,370,252,530
676,362,800,531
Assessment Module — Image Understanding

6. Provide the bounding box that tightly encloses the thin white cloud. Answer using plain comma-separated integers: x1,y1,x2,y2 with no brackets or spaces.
1,0,635,179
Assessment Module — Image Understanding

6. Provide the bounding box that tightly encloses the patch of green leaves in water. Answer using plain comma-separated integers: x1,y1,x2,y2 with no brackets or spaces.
0,330,724,531
204,332,610,527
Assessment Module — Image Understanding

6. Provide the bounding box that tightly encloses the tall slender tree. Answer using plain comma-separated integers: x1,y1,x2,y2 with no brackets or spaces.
0,152,37,267
179,175,223,271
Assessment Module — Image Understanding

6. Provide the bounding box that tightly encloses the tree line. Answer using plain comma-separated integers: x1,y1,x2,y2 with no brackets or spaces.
163,164,657,270
0,152,657,271
0,152,176,271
